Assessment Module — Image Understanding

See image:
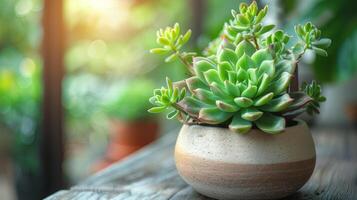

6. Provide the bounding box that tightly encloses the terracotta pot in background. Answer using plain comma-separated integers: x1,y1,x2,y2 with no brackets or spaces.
93,120,159,172
175,121,315,200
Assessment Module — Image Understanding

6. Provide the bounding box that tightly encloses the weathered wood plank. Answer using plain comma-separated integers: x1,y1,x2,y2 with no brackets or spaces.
46,128,357,200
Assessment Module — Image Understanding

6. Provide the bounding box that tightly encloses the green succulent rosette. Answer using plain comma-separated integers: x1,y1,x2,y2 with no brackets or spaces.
179,41,296,134
149,1,330,135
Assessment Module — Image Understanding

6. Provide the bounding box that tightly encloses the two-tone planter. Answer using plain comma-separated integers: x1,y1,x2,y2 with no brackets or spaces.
175,121,315,200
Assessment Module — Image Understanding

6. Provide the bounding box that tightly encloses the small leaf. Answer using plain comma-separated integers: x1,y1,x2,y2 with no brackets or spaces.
150,48,170,54
225,80,240,97
241,83,257,99
260,93,293,112
229,114,252,134
199,108,233,124
236,68,249,82
216,100,239,112
247,68,258,83
218,62,232,80
257,73,271,96
251,48,273,66
182,29,192,44
269,72,292,95
179,88,186,100
255,6,268,23
255,113,285,134
258,60,275,77
275,59,296,77
254,92,274,106
236,53,256,70
312,47,328,57
241,108,263,121
186,76,209,93
178,97,206,116
193,89,218,104
194,60,216,82
218,48,238,64
257,24,275,35
167,110,179,119
237,14,249,25
312,38,331,49
210,82,230,99
158,37,170,45
204,69,222,84
234,97,253,108
235,40,256,57
228,71,237,83
284,92,313,112
148,106,167,113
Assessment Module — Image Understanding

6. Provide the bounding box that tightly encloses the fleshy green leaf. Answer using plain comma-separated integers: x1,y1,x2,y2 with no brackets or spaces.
285,92,313,112
198,107,233,124
241,83,257,99
218,62,232,81
275,59,296,77
210,82,230,99
235,40,256,57
178,97,207,116
251,48,273,66
225,80,240,97
148,106,167,113
257,73,271,96
312,47,328,57
150,48,170,54
254,92,274,106
229,114,252,134
167,110,179,119
186,76,209,93
257,24,275,35
236,53,256,70
312,38,331,49
234,97,253,108
216,100,239,112
204,69,222,84
236,68,249,82
247,68,258,83
194,60,216,82
241,108,263,121
193,89,218,104
259,93,293,112
269,72,292,95
218,48,238,64
255,113,285,134
258,60,275,77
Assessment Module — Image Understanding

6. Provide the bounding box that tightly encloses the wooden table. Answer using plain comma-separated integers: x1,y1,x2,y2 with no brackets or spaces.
46,127,357,200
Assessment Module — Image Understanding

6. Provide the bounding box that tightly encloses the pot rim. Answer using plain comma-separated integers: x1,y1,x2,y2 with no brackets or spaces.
183,119,306,133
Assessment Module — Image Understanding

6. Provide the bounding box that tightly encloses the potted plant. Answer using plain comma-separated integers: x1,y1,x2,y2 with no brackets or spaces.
148,2,330,200
93,79,159,171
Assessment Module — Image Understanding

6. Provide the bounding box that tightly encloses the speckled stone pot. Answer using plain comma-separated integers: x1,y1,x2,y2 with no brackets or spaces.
175,121,315,200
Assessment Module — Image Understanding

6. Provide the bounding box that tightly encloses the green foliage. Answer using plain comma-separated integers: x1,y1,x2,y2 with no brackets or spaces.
105,79,155,121
148,77,186,120
149,1,331,134
294,22,331,57
150,23,196,74
302,81,326,115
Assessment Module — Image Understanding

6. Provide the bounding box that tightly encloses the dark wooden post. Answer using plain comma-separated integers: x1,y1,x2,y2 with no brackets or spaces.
189,0,206,42
41,0,65,196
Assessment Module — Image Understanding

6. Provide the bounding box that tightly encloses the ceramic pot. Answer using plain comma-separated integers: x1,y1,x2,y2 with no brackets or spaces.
175,121,315,200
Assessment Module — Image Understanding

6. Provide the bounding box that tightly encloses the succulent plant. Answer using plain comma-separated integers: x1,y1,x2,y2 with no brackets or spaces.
149,1,331,134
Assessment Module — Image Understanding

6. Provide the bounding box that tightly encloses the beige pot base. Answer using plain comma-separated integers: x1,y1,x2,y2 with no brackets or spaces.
175,122,316,200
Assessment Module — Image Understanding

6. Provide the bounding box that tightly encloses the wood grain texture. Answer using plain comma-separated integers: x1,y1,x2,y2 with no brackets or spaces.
45,128,357,200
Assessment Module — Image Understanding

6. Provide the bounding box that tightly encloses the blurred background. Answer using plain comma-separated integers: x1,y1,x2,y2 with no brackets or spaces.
0,0,356,199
